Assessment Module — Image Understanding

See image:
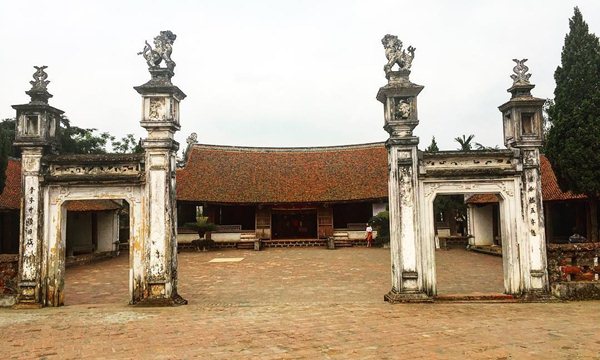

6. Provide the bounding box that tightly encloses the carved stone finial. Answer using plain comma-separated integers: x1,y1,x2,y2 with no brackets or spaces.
510,59,531,85
186,132,198,146
138,30,177,72
30,66,50,91
26,65,53,104
382,34,416,75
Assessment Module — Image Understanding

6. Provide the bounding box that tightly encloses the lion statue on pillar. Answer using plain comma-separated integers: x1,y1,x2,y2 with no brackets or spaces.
382,34,415,75
138,30,177,72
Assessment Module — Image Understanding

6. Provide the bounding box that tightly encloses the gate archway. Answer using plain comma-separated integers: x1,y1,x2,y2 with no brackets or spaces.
377,36,549,302
419,179,522,296
13,31,186,307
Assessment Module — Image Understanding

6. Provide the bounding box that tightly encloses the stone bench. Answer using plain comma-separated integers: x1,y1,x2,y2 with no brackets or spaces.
215,225,242,232
67,244,95,257
186,232,261,251
438,236,469,250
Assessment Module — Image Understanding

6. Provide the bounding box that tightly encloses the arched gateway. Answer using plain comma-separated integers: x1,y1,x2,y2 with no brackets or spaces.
379,35,548,302
12,33,549,307
13,32,186,307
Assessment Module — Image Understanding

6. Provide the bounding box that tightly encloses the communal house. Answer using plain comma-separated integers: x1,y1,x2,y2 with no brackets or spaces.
176,142,389,246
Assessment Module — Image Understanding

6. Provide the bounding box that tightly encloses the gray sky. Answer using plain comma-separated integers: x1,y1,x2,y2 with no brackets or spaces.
1,0,599,151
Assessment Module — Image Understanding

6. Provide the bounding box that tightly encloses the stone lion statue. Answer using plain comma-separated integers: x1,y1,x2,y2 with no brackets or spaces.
139,30,177,72
382,34,415,74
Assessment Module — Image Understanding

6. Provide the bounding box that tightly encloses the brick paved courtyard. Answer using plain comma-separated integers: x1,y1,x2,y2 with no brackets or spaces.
1,248,599,359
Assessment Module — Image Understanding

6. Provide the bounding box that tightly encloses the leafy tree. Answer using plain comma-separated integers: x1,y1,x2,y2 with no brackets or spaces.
0,116,144,192
542,99,554,139
59,115,110,154
454,134,475,151
111,134,143,154
433,195,467,235
369,210,389,245
0,129,9,193
0,118,17,193
425,136,439,152
434,195,466,217
545,7,600,241
0,118,16,154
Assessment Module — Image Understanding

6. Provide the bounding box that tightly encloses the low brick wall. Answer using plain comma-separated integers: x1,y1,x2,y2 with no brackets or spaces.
547,243,600,300
1,254,19,302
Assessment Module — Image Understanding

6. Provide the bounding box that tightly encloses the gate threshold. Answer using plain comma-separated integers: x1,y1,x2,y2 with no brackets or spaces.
434,293,516,303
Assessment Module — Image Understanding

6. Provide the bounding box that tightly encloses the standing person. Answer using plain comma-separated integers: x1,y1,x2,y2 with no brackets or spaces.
365,223,373,247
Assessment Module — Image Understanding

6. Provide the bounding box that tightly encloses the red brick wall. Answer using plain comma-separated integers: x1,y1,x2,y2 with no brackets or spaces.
547,243,600,283
0,255,18,295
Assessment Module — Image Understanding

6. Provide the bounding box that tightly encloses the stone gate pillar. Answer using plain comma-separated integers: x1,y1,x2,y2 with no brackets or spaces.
498,59,549,296
377,35,430,302
12,66,63,307
134,31,187,305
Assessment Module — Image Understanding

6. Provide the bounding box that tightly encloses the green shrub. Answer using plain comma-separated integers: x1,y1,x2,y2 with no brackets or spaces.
370,210,389,246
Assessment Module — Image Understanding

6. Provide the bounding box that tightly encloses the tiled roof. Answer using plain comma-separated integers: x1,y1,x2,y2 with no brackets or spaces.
0,159,21,210
3,149,586,209
176,143,389,204
466,194,501,204
540,155,586,201
65,200,123,212
0,160,123,211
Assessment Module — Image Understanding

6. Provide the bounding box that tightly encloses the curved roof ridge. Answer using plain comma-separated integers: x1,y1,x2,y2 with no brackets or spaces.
191,141,386,153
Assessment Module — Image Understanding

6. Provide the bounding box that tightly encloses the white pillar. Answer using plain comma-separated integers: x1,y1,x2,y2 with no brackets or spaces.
376,42,430,302
16,148,45,306
520,148,549,293
134,62,187,305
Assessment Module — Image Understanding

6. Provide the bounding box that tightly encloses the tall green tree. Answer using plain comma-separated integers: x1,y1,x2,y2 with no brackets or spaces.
425,136,439,152
545,7,600,241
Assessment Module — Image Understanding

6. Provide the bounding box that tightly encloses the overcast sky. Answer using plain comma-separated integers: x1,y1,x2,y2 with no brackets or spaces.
1,1,599,152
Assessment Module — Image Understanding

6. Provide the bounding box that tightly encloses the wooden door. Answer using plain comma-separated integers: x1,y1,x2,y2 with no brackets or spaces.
255,207,271,240
317,207,333,239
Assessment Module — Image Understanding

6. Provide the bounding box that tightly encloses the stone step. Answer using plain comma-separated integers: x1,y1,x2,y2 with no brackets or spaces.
236,242,255,249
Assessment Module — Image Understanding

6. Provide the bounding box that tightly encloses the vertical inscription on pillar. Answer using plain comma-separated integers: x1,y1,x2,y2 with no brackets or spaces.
21,179,38,281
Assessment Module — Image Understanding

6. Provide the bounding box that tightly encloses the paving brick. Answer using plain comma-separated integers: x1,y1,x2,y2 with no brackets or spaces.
0,248,599,359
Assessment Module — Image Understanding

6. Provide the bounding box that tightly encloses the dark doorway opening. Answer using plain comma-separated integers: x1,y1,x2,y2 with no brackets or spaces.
272,210,317,239
433,194,505,297
63,199,130,305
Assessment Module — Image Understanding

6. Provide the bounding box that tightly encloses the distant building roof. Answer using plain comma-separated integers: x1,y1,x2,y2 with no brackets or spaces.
466,194,501,204
0,159,21,210
176,143,389,204
467,155,587,204
540,155,586,201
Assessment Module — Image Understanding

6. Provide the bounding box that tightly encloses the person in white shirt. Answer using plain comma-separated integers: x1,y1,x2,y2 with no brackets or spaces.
365,223,373,247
